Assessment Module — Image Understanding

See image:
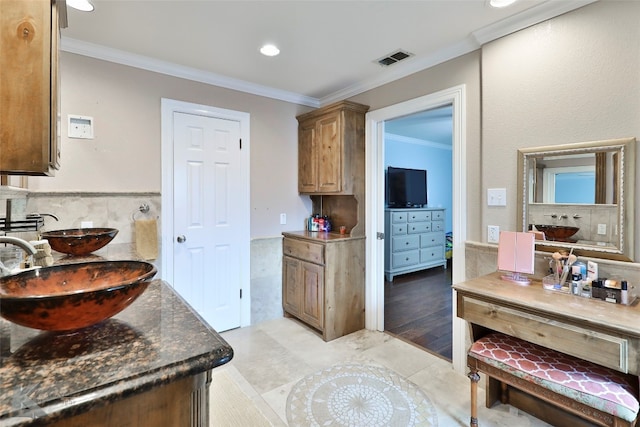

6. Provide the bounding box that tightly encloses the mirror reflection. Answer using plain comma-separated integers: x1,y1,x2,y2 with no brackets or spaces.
529,151,618,205
517,137,636,262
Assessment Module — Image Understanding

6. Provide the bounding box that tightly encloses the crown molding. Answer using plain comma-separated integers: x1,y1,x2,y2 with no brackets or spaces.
61,0,596,109
321,0,596,106
320,37,479,106
472,0,598,45
60,37,320,108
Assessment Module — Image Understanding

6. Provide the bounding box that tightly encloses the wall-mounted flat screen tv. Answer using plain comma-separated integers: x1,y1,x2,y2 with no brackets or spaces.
386,167,427,208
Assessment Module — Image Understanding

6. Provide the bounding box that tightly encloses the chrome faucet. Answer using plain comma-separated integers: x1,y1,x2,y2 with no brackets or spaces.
0,236,37,277
0,236,37,255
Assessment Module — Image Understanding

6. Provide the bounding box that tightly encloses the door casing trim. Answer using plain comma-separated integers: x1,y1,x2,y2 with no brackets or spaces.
365,85,467,373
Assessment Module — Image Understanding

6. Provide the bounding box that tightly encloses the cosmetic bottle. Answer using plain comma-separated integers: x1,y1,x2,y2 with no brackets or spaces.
621,281,629,305
571,274,582,295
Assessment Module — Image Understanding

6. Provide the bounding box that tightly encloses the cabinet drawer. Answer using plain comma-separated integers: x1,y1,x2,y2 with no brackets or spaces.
391,224,407,235
431,221,444,232
392,250,420,268
421,232,444,248
407,211,431,222
457,295,629,373
421,247,444,263
392,235,419,252
391,211,408,223
283,238,324,264
431,210,444,221
407,222,431,234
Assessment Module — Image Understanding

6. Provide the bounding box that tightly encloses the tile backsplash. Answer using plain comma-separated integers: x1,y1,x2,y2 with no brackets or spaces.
1,188,162,270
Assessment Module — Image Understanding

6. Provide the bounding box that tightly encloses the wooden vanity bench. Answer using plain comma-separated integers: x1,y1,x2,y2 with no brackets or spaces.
454,272,640,427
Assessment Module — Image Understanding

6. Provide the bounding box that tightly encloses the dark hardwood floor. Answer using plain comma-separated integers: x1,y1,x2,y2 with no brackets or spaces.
384,260,453,360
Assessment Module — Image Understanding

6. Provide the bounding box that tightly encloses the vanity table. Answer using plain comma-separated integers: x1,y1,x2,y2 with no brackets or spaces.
455,272,640,425
455,272,640,374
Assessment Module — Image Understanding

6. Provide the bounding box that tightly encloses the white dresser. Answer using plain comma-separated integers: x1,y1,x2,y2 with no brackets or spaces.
384,208,447,282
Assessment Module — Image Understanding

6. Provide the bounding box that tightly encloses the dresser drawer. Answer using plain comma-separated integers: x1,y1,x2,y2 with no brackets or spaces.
407,211,431,222
392,250,420,268
421,232,444,248
421,246,444,263
407,221,431,234
431,221,444,232
391,224,407,235
431,210,444,221
391,211,408,223
457,295,629,373
283,238,324,264
392,235,419,252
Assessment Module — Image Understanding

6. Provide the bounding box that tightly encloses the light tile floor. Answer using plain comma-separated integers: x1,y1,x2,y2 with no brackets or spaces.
217,317,551,426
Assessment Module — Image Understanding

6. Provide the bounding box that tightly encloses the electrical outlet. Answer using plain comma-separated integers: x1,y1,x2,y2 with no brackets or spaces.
280,213,287,225
488,225,500,243
597,223,607,235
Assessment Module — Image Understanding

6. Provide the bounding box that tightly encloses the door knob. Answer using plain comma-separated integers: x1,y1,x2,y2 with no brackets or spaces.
176,235,186,243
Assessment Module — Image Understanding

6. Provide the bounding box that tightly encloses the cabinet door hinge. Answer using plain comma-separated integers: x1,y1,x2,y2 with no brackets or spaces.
377,232,385,240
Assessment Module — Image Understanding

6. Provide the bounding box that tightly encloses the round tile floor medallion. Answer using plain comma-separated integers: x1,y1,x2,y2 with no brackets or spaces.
286,364,438,426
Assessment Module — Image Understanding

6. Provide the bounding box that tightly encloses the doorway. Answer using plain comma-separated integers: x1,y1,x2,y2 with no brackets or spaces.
161,98,251,332
365,85,468,373
382,105,453,359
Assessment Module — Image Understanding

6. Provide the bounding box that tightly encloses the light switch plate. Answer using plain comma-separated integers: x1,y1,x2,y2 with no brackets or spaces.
487,188,507,206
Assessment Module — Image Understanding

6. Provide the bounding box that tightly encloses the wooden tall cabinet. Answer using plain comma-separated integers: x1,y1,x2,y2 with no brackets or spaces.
297,101,369,195
284,101,368,341
0,0,66,175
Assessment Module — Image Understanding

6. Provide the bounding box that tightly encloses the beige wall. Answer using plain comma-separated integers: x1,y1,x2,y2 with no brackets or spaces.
481,0,640,258
28,53,313,238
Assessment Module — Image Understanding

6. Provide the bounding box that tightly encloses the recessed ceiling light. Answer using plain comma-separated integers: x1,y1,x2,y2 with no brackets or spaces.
489,0,517,7
67,0,94,11
260,44,280,57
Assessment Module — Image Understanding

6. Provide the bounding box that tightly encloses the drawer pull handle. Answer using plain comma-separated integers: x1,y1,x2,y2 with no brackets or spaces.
406,242,410,245
406,257,410,261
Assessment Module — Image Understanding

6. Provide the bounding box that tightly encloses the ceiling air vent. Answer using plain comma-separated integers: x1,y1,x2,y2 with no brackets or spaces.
376,49,413,67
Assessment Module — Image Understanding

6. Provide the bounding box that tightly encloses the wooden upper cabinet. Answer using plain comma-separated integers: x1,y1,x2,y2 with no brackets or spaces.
0,0,65,176
296,101,369,195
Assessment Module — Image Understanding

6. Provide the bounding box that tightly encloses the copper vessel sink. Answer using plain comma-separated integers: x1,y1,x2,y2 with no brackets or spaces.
534,225,580,241
0,260,156,331
41,228,119,256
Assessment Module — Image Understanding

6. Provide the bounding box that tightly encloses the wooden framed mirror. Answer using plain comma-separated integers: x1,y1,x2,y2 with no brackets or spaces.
517,137,636,262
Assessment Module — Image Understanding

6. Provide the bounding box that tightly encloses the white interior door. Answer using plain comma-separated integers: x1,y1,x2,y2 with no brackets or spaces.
172,111,242,332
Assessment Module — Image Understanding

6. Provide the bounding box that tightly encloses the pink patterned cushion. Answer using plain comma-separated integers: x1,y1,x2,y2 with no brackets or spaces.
470,332,640,422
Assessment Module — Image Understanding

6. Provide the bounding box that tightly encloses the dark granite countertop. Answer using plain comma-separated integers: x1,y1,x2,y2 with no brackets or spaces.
0,279,233,426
